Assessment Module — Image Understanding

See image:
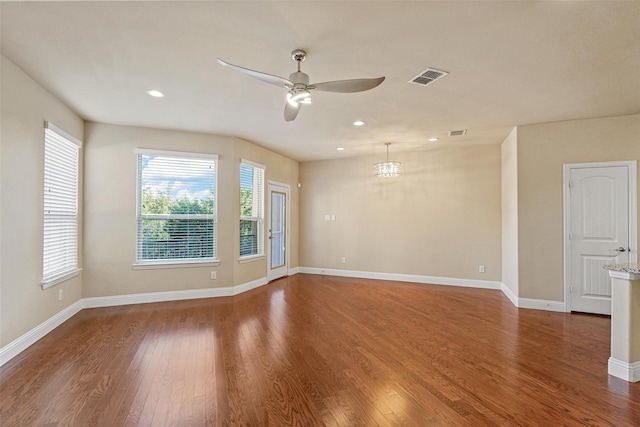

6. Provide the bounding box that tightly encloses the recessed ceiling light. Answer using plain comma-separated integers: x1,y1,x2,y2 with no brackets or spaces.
353,120,365,126
428,137,439,142
337,147,345,151
146,89,165,98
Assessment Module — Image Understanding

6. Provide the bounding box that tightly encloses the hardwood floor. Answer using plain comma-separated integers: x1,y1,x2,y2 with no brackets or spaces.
1,274,639,426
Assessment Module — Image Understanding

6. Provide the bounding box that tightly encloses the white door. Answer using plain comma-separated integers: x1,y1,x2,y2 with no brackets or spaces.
566,163,635,314
267,182,289,281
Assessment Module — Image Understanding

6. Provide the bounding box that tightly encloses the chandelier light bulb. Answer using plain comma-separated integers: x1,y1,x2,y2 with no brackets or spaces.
374,143,402,178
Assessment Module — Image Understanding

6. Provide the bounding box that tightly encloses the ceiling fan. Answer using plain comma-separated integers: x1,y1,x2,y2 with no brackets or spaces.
217,49,385,122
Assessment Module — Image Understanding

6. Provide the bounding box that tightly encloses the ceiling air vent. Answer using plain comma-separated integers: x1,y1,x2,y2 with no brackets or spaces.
448,129,467,137
409,68,448,86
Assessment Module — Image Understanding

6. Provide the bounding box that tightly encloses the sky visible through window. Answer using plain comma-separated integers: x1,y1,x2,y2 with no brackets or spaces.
240,163,253,190
141,154,215,203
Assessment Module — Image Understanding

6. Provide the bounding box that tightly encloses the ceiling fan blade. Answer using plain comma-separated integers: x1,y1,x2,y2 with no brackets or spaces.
217,58,292,89
284,101,301,122
311,76,385,93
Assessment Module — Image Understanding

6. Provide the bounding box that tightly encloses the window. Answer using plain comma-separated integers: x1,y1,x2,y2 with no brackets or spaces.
240,160,265,259
136,150,217,265
43,122,80,288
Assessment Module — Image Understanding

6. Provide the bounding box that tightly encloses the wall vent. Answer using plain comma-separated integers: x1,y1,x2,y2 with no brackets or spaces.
448,129,467,137
408,68,448,86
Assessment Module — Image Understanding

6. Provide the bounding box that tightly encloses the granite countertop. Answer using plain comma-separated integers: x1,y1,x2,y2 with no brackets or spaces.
603,263,640,274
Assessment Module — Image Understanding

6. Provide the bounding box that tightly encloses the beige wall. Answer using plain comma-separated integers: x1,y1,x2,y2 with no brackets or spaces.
516,114,640,301
299,145,502,281
0,56,299,348
501,127,519,297
3,47,637,355
1,55,84,347
83,123,233,297
82,124,299,298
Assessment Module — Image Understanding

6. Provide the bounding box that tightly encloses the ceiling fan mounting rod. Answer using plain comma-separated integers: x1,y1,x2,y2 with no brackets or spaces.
291,49,306,72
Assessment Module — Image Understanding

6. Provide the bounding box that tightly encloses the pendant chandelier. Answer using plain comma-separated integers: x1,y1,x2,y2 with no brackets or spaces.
374,142,402,178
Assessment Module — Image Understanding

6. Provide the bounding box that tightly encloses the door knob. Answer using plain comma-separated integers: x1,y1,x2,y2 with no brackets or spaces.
614,247,627,252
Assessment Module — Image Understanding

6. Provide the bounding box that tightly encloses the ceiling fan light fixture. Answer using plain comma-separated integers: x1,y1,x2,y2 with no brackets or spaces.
286,93,298,107
291,90,311,102
287,89,311,106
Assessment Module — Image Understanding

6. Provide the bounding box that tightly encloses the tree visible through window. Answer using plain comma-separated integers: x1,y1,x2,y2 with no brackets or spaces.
240,161,265,258
136,150,217,263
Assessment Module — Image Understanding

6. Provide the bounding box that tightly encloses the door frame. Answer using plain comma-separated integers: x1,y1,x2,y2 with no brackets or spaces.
266,180,291,281
563,160,637,313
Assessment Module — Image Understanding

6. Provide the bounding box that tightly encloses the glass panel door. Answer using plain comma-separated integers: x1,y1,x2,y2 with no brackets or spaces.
270,191,285,269
267,182,289,281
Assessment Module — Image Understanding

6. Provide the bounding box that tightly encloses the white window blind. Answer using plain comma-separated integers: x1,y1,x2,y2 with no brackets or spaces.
240,161,265,258
43,123,80,285
136,150,217,264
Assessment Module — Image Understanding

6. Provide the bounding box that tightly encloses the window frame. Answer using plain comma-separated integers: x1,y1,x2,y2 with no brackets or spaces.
239,159,265,262
134,148,219,269
42,122,81,289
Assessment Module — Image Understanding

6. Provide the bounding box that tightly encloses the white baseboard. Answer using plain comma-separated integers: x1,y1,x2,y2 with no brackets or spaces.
288,267,300,275
0,277,269,367
516,297,566,312
608,357,640,382
299,267,502,290
84,287,233,308
0,300,83,367
500,283,566,312
300,268,567,313
500,283,519,307
231,277,269,295
84,277,269,308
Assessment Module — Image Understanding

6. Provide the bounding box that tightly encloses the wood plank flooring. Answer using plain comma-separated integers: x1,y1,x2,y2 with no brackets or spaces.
1,274,639,426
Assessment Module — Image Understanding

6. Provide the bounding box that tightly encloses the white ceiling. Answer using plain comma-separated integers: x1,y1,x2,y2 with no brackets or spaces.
2,1,639,162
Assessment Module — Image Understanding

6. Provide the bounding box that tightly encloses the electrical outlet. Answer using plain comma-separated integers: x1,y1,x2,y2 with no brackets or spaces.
479,265,485,273
210,271,217,280
341,257,346,264
58,289,63,301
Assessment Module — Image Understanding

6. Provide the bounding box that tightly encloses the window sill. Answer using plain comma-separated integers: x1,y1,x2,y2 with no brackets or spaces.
132,260,220,270
238,254,265,264
42,268,81,290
